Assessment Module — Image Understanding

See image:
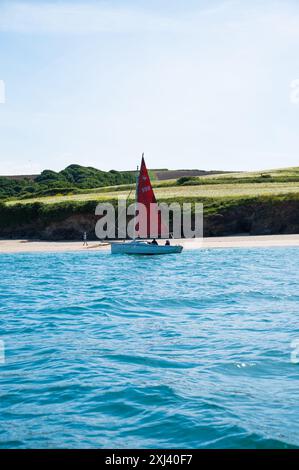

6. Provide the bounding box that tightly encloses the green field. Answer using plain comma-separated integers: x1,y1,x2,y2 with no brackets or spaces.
5,166,299,206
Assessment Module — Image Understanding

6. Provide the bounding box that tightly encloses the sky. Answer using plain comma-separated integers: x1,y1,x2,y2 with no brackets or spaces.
0,0,299,174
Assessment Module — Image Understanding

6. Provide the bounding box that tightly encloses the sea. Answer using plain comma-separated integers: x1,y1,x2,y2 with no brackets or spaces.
0,247,298,449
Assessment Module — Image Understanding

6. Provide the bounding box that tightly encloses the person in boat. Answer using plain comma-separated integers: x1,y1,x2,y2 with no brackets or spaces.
165,240,170,246
151,238,158,245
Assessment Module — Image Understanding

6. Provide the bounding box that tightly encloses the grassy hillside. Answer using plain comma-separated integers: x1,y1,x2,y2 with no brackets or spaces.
3,164,299,203
5,166,299,206
152,169,232,180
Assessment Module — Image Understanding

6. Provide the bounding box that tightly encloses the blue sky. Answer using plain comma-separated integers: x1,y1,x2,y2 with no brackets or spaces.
0,0,299,174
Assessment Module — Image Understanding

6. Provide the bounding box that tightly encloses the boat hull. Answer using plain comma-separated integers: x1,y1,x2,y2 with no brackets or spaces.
110,241,183,255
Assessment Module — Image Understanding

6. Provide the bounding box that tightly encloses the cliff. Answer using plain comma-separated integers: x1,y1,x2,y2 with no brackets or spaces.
1,195,299,240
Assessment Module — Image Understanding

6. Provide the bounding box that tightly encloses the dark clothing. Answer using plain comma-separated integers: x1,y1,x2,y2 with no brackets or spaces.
83,232,88,246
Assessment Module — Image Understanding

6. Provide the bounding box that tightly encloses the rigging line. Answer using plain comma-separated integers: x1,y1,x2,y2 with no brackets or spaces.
108,185,135,241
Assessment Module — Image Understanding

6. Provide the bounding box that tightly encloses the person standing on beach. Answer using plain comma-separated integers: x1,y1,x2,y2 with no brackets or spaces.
83,231,88,247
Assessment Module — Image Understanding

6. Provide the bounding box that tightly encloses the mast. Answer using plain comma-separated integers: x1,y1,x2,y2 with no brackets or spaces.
133,154,142,240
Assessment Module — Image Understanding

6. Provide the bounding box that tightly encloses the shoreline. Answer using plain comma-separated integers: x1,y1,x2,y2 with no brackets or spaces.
1,234,299,253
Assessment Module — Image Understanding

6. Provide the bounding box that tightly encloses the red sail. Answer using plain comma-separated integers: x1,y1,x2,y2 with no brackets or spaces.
136,155,167,238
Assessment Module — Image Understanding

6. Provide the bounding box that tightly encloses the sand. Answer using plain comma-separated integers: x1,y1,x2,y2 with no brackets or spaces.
1,234,299,253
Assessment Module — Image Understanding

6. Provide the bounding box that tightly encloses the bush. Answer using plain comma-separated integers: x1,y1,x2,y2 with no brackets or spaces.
177,176,198,185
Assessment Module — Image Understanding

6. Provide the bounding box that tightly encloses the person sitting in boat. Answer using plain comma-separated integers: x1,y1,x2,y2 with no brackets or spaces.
165,240,170,246
151,238,158,245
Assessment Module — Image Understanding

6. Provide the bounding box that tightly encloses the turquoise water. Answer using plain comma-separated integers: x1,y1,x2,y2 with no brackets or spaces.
0,248,298,449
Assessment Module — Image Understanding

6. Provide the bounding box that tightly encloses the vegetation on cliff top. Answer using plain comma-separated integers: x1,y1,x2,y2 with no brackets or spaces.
3,165,299,204
2,192,299,222
6,180,299,206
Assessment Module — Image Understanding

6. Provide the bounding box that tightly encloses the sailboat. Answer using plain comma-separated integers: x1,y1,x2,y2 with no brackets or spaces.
110,155,183,255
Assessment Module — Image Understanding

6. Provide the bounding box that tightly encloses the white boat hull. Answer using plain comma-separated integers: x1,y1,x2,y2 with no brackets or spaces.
110,241,183,255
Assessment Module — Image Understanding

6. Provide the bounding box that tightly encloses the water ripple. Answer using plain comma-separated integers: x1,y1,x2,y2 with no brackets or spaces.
0,248,299,448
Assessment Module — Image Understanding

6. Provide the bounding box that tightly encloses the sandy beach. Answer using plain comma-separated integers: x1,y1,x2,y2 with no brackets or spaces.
1,234,299,253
